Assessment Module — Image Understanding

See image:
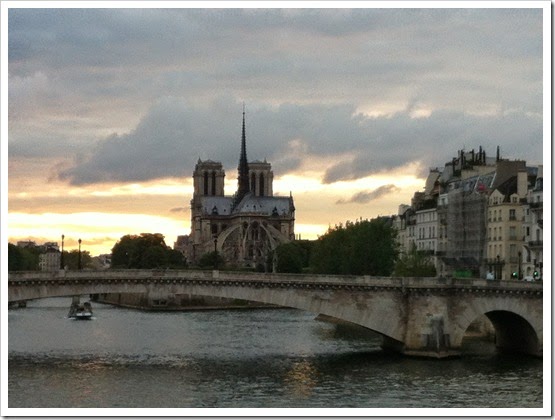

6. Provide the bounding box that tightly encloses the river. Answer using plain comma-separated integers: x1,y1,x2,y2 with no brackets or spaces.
7,297,544,413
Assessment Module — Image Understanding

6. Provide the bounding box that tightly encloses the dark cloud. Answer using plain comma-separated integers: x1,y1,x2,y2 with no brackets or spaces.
54,98,542,186
322,109,542,183
337,185,401,205
169,207,188,213
7,8,543,186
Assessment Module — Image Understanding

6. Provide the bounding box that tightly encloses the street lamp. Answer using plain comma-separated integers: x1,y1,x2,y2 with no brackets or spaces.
518,251,522,280
78,238,82,270
213,235,218,269
60,234,65,269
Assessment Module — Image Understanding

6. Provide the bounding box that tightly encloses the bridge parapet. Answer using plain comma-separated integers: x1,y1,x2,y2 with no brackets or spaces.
8,270,543,292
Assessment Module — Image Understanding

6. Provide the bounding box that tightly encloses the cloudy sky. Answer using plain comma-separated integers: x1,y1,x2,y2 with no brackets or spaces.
5,3,546,256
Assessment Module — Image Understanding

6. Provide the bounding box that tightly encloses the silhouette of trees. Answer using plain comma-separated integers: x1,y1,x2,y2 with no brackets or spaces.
111,233,186,269
274,242,305,273
62,250,93,270
198,251,225,269
310,218,398,276
8,243,40,271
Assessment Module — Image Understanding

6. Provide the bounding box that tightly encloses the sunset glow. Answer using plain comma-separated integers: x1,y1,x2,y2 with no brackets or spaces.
5,5,544,257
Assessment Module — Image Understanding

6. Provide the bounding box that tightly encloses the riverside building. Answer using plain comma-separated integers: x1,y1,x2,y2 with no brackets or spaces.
395,147,542,280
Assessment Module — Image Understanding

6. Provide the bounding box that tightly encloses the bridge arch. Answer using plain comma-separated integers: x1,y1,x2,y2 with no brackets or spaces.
451,296,542,356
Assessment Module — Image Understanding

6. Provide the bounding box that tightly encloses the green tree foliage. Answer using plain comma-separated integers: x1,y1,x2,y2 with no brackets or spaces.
111,233,187,269
198,251,225,269
8,243,40,271
310,218,398,276
61,250,93,270
394,243,437,277
274,242,305,273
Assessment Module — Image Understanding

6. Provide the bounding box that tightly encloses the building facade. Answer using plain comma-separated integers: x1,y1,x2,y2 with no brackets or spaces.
485,170,527,280
188,112,295,269
522,165,543,280
396,146,542,281
38,243,60,271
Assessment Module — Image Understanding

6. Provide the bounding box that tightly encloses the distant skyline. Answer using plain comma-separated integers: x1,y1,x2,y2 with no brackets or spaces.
4,2,547,256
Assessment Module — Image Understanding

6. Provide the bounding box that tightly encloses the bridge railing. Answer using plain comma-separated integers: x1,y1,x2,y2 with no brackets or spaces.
8,269,543,291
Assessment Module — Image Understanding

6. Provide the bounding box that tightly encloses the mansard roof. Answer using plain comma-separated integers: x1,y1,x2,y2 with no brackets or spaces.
493,175,518,200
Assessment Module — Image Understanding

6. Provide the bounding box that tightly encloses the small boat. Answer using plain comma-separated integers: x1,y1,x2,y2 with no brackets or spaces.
68,301,93,320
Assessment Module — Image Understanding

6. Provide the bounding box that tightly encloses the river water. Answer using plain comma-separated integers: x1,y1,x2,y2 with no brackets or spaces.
7,297,544,413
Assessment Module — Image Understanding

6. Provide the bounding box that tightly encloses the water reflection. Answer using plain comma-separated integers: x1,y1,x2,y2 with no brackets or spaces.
8,299,543,409
284,360,318,398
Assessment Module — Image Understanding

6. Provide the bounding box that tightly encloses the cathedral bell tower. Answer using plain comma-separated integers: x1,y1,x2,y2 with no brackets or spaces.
192,160,225,198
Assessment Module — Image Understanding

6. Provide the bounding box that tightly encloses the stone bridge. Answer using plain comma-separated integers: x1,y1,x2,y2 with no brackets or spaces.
8,270,543,359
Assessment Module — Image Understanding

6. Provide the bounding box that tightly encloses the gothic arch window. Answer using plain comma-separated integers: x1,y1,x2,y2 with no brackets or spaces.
259,173,265,196
203,171,209,195
251,173,256,193
211,171,216,196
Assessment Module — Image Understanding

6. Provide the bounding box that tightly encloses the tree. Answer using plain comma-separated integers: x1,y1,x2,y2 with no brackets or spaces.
198,251,225,269
167,249,187,268
394,243,437,277
62,250,93,270
8,243,40,271
111,233,187,269
141,245,168,269
274,242,305,273
310,218,398,276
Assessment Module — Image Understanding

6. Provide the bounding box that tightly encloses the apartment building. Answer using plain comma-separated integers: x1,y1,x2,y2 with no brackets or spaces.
485,171,527,280
395,146,542,280
522,165,543,280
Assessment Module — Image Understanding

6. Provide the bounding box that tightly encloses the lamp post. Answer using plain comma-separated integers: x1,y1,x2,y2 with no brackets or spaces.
78,238,82,270
518,251,522,280
60,234,65,269
496,255,500,280
213,235,218,269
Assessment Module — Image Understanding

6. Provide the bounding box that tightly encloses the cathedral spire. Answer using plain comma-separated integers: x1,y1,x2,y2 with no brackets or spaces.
237,105,250,200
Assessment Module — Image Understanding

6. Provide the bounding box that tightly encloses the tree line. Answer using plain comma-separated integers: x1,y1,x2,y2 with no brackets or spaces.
273,218,436,277
111,233,186,269
9,221,436,276
8,243,93,271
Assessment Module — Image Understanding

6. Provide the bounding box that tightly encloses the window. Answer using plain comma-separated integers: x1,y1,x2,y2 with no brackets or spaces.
259,173,265,196
509,209,516,221
203,172,209,195
509,226,516,241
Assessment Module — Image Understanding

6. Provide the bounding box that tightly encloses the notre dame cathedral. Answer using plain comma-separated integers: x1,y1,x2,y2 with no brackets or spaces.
187,111,295,270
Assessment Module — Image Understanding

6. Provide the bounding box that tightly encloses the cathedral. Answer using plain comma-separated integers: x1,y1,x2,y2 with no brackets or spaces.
188,111,295,270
